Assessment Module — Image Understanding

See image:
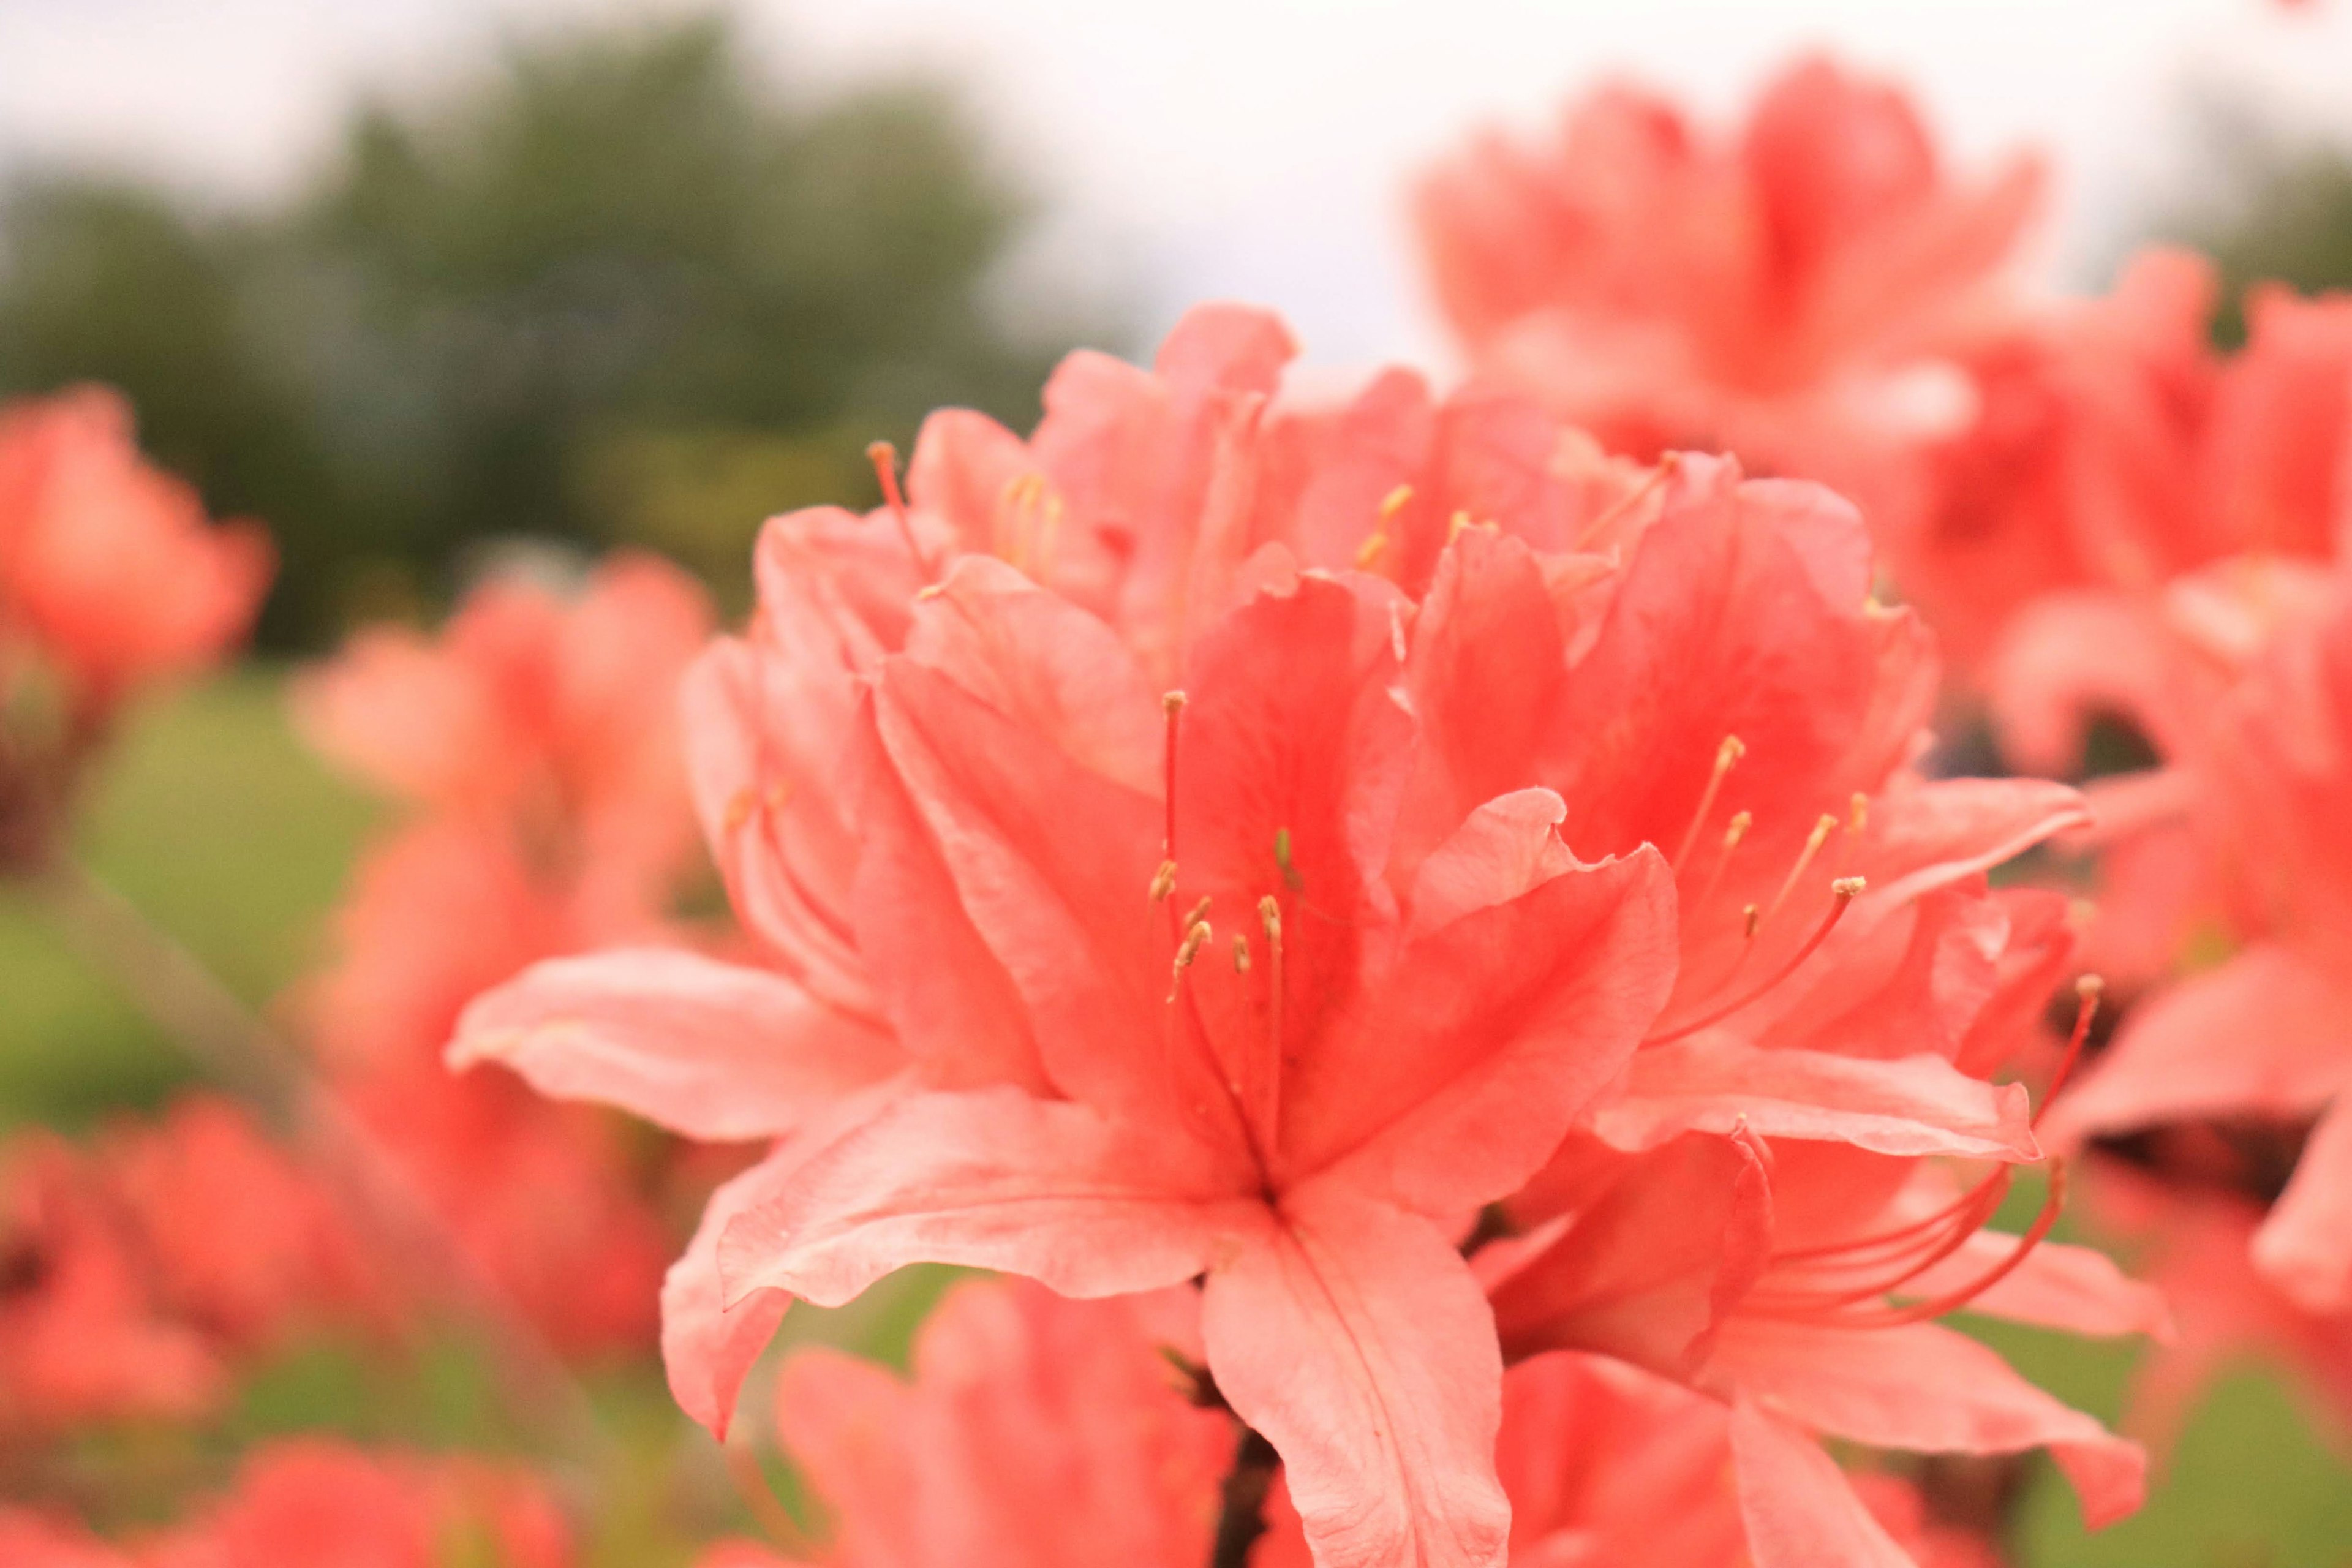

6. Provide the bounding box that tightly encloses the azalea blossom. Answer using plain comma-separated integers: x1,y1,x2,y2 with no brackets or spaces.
0,1098,379,1433
295,555,718,1353
448,298,2139,1566
1414,55,2041,575
0,1439,571,1568
0,388,273,870
2049,573,2352,1319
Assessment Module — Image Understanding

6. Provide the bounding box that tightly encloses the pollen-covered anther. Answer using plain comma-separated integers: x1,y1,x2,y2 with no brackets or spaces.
1231,933,1253,973
1163,690,1188,718
1182,895,1213,930
1257,895,1281,943
1355,483,1415,568
1166,920,1212,1004
1830,876,1866,900
1148,860,1177,903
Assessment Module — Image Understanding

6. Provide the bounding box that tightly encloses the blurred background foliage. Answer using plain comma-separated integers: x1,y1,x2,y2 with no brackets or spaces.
0,13,1104,646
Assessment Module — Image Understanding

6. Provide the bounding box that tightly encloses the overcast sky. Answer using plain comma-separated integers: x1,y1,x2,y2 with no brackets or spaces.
5,0,2352,366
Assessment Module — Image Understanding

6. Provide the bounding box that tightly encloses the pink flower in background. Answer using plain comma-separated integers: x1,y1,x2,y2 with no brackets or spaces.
0,388,271,723
0,1099,379,1433
2050,576,2352,1318
0,1440,572,1568
1415,55,2041,559
297,551,714,925
718,1278,1232,1568
293,555,721,1355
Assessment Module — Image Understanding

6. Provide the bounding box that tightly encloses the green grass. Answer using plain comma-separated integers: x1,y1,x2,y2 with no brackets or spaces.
0,667,377,1129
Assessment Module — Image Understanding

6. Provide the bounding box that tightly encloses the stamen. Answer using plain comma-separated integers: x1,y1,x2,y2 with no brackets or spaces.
865,441,932,577
1182,895,1213,930
1161,692,1186,861
2037,976,2103,1128
1671,735,1746,868
1148,860,1177,903
1762,812,1841,929
1448,510,1474,545
1843,1162,2068,1329
1231,933,1252,973
1693,809,1752,910
1259,894,1286,1148
1648,878,1864,1044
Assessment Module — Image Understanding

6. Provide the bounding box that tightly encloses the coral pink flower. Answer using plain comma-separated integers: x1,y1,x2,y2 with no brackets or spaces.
456,306,2109,1567
1415,56,2041,551
1892,249,2222,671
0,387,273,725
0,1098,377,1433
2050,576,2352,1318
2076,1160,2352,1452
734,1278,1232,1568
1480,1127,2157,1567
0,1441,572,1568
297,551,713,926
296,556,720,1354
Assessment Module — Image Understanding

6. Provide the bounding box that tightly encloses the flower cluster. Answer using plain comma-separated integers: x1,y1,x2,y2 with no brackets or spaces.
9,39,2352,1568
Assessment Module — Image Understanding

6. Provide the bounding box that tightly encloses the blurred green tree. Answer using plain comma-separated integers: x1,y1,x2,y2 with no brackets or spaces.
0,15,1095,644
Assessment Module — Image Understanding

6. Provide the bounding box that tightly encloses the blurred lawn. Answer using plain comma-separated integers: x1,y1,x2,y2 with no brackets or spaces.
0,668,377,1131
3,673,2349,1565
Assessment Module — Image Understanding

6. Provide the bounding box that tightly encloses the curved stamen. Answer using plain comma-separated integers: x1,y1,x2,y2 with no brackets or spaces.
1647,878,1864,1044
2037,975,2103,1129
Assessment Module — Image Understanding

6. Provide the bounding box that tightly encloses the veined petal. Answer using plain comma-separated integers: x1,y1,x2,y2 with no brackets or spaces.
1710,1318,2146,1528
1200,1183,1510,1568
449,948,899,1142
1592,1039,2038,1160
716,1088,1257,1310
1292,797,1676,1212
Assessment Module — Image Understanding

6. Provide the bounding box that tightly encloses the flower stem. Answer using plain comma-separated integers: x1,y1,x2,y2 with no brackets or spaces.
28,853,615,1471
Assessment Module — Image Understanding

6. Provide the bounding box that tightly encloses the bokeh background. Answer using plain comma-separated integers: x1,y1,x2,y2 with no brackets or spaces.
6,2,2352,1562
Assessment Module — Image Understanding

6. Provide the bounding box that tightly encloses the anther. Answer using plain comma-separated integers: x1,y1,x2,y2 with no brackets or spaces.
1672,735,1747,867
2036,975,2103,1127
1148,860,1177,903
1163,691,1188,718
1847,793,1869,836
1257,895,1282,942
1232,933,1253,973
1182,895,1213,930
1741,904,1761,940
1169,921,1212,1000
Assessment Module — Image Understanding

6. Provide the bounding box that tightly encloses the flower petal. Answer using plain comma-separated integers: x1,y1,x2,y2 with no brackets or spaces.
1291,797,1677,1212
1899,1234,2174,1341
1592,1039,2038,1160
1200,1183,1510,1568
1727,1398,1914,1568
717,1088,1256,1310
450,948,899,1142
1710,1318,2146,1528
2049,944,2352,1142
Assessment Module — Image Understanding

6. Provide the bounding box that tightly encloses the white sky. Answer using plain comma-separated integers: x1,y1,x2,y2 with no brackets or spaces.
4,0,2352,366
